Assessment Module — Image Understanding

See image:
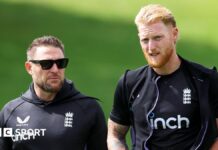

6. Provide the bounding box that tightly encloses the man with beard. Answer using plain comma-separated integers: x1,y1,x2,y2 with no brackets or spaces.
107,4,218,150
0,35,107,150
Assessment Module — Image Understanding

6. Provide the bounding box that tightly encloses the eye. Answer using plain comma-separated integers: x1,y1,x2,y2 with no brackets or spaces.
141,38,149,44
154,36,162,41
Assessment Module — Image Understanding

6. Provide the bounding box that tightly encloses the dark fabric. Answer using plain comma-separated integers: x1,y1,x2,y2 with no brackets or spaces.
0,79,107,150
110,57,218,150
147,64,201,149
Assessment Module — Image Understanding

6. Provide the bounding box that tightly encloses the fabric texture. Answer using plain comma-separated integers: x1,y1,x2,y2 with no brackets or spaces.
110,57,218,150
0,79,107,150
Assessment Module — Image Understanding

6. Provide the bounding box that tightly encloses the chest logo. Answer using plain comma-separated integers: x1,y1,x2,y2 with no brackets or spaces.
64,112,74,128
149,113,190,129
183,88,191,104
16,116,30,126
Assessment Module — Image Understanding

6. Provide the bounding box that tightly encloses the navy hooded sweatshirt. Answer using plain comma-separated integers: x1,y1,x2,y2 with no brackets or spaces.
0,79,107,150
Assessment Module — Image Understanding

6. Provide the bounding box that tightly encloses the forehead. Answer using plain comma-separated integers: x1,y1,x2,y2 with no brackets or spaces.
33,46,64,60
138,21,170,37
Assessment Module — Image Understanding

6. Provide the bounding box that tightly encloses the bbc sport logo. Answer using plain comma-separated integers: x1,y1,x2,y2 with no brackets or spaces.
0,128,13,137
0,127,46,141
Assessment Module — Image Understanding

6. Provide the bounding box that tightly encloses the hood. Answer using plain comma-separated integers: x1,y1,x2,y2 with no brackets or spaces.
21,79,90,106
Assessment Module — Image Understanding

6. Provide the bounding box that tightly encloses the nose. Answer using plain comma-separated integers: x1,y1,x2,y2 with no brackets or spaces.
148,40,156,52
50,63,59,72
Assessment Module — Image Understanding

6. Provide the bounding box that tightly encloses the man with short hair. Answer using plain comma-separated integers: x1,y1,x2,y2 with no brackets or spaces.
0,35,107,150
107,4,218,150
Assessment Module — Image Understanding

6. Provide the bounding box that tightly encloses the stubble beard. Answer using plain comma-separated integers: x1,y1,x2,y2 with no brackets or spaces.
37,79,64,93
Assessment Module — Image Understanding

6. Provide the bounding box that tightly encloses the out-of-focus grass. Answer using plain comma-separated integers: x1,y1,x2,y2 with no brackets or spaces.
1,0,218,120
0,1,144,113
0,0,218,147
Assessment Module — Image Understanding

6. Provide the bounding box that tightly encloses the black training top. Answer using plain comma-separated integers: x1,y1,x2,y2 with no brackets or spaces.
0,79,107,150
110,57,218,150
146,64,201,149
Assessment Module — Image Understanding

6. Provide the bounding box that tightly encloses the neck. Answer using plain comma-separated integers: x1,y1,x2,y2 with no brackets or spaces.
34,85,57,102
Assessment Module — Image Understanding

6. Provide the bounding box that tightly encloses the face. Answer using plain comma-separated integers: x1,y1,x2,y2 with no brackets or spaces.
138,21,178,69
25,46,66,93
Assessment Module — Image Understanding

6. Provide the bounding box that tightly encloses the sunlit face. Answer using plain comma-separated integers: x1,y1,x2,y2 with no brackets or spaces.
138,21,178,69
25,46,65,93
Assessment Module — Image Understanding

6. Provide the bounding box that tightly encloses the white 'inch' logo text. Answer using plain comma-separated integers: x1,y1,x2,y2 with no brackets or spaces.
149,113,190,129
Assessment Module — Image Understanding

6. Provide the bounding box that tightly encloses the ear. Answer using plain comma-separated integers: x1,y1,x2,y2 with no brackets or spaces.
25,61,32,75
172,27,179,43
172,27,179,44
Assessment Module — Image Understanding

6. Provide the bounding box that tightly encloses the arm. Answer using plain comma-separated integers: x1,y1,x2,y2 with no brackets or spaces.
0,110,12,150
107,119,129,150
86,101,107,150
210,71,218,150
210,119,218,150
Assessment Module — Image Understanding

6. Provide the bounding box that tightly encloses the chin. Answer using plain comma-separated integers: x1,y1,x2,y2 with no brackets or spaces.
47,85,62,93
148,62,163,68
46,82,63,92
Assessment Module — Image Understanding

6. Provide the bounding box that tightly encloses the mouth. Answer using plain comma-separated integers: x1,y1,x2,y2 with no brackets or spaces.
48,76,60,80
149,53,159,57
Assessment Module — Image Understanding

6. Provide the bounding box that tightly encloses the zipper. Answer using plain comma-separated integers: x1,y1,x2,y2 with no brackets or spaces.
144,76,161,150
193,121,208,150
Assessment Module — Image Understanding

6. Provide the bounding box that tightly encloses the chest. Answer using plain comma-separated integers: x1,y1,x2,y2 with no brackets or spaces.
131,69,200,129
6,103,92,144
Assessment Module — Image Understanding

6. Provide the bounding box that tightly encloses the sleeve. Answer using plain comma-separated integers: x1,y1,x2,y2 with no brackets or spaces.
109,73,131,126
86,101,107,150
209,70,218,118
0,107,12,150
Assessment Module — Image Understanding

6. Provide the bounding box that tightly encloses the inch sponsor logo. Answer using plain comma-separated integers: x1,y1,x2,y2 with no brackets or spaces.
148,113,190,129
11,128,46,142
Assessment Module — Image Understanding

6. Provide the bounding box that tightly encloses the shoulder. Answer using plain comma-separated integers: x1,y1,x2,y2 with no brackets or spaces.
125,65,148,80
182,57,217,77
73,97,104,113
118,65,149,87
1,97,25,112
0,97,25,125
113,65,149,104
73,98,106,126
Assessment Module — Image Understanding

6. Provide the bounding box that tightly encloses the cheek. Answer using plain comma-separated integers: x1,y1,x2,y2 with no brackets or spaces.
60,70,65,77
140,42,147,51
32,70,44,80
140,46,149,58
142,50,150,61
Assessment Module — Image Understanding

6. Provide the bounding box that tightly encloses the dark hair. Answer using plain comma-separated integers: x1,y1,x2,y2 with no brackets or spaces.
27,35,64,60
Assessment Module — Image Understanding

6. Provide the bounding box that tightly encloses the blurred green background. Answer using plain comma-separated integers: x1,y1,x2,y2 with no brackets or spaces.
1,0,218,146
